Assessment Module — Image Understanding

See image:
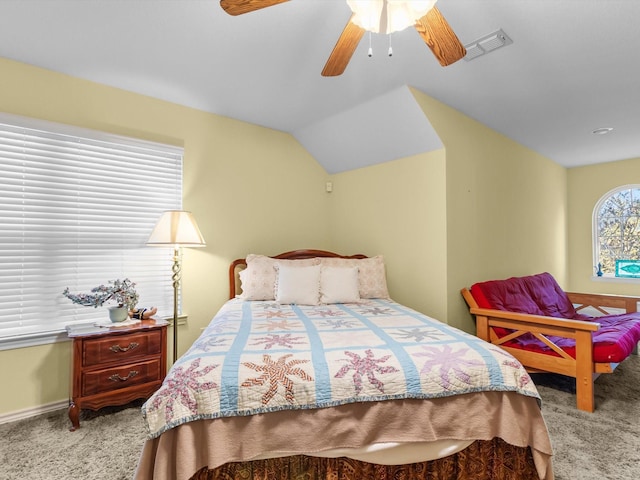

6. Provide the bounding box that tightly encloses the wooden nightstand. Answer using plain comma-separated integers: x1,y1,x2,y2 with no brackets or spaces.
66,318,168,431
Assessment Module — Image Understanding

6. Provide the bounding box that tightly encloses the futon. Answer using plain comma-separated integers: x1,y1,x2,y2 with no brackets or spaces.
462,272,640,412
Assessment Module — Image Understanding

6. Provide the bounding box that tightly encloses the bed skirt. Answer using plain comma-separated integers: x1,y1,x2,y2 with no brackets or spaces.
189,438,540,480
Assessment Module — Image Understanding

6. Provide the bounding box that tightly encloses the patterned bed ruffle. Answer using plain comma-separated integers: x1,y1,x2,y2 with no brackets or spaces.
188,438,540,480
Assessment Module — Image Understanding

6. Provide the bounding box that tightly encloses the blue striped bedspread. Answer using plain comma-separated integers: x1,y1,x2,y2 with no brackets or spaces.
142,298,540,439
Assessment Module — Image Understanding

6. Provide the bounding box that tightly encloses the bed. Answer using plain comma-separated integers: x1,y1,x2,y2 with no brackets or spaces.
135,250,554,480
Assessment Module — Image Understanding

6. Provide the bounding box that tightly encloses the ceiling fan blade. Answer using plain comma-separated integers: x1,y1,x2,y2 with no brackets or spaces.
220,0,289,16
321,18,366,77
414,6,466,66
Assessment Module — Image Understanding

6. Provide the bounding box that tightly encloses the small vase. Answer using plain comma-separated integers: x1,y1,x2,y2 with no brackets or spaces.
108,306,129,323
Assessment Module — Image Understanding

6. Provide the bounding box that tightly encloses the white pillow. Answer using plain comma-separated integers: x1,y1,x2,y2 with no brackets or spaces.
320,266,361,304
239,255,319,300
275,264,321,305
320,256,390,299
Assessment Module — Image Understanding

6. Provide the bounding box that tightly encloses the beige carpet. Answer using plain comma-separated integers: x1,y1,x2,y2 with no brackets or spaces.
0,400,147,480
1,356,639,480
535,354,640,480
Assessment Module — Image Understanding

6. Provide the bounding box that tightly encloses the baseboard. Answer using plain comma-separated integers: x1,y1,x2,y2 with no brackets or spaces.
0,400,68,425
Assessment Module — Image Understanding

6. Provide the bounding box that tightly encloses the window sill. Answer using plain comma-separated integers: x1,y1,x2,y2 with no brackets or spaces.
0,314,188,352
0,330,70,352
163,314,188,327
591,275,640,284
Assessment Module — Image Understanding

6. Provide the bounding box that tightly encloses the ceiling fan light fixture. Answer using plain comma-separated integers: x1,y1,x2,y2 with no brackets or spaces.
347,0,437,34
220,0,466,76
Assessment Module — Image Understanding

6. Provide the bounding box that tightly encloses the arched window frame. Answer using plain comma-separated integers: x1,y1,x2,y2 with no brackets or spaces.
593,184,640,279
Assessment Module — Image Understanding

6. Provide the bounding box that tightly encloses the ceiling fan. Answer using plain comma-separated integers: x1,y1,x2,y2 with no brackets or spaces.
219,0,467,76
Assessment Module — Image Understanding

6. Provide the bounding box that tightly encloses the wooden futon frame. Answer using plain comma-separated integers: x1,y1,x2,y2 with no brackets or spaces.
461,287,639,412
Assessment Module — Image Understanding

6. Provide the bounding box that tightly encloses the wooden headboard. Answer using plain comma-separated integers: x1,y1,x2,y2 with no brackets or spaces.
228,249,368,299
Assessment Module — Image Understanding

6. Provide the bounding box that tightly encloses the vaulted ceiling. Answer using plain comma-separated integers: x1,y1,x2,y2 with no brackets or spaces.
0,0,638,173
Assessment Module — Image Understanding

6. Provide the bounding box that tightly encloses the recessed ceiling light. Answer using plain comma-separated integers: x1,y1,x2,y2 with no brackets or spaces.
592,127,613,135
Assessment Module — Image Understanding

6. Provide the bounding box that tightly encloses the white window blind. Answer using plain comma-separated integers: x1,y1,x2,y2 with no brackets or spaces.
0,113,183,348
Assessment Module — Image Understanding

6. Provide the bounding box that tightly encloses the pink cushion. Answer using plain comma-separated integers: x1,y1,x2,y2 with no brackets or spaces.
470,272,640,363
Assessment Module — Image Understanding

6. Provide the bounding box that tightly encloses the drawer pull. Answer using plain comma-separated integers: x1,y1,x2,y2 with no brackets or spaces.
108,370,139,382
110,342,139,353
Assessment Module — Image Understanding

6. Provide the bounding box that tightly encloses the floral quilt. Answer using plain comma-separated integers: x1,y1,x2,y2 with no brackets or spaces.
142,298,540,439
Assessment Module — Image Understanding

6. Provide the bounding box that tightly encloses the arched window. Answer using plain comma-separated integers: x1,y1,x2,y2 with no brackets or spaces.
593,185,640,277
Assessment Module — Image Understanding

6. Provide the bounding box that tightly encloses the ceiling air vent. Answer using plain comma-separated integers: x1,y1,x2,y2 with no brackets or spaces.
464,29,512,62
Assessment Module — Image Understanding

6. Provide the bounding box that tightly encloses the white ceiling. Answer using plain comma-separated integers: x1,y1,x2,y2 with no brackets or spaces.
0,0,639,173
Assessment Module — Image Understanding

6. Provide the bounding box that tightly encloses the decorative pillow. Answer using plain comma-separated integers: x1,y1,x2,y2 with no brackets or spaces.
239,255,320,300
320,256,390,299
320,266,360,304
238,255,277,300
275,264,321,305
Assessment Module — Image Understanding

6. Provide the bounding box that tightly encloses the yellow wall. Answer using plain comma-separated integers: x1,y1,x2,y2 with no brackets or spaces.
567,156,640,295
0,56,573,417
325,88,569,334
411,89,569,332
0,57,329,415
328,150,448,320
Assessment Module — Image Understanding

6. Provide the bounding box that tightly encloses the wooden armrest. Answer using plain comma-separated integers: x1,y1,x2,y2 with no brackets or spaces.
567,292,640,313
469,307,600,332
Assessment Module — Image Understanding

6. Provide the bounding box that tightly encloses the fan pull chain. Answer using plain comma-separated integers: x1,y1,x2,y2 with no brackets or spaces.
366,33,393,59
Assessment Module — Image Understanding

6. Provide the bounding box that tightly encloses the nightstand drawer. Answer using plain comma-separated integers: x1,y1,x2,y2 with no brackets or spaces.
82,358,163,396
83,329,163,367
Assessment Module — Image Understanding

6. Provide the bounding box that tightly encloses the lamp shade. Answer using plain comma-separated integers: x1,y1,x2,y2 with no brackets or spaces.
147,210,206,247
347,0,437,34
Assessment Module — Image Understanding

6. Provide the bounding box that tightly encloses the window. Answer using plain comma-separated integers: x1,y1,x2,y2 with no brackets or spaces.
593,185,640,277
0,113,183,349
